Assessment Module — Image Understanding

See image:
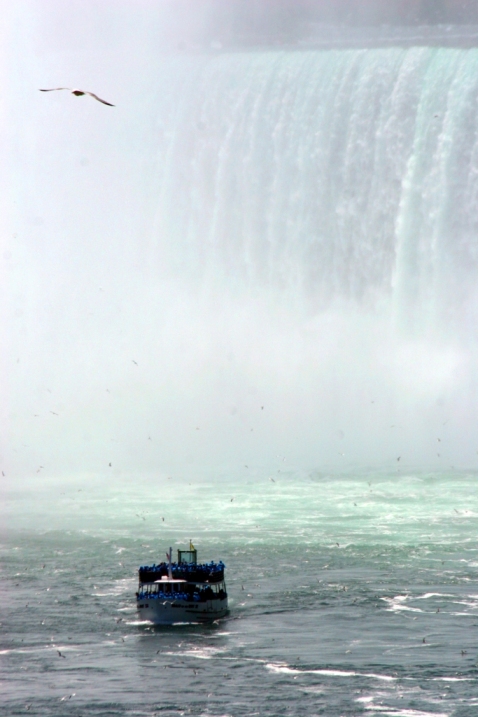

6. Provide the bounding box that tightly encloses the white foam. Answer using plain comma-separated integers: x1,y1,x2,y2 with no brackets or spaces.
169,646,224,660
363,709,448,717
432,677,473,682
414,593,454,600
265,663,395,681
381,597,423,613
449,612,474,616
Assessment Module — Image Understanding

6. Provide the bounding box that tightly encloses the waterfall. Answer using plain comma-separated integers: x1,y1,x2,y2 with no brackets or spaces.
7,43,478,472
151,47,478,336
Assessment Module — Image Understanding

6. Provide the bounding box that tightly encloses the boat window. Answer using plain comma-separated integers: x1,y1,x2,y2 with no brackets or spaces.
178,549,197,565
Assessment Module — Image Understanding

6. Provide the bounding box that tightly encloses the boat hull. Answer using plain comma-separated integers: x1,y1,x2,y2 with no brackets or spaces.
137,597,228,625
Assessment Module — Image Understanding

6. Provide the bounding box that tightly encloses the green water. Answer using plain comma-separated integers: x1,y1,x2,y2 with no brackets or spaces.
2,470,477,716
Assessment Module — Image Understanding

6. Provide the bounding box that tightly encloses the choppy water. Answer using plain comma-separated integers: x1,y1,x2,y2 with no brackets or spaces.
2,469,478,716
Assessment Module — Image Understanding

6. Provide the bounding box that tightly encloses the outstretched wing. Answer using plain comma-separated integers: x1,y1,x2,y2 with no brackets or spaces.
39,87,115,106
86,92,115,106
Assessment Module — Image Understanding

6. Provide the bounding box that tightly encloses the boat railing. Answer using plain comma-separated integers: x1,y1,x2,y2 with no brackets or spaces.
136,585,227,602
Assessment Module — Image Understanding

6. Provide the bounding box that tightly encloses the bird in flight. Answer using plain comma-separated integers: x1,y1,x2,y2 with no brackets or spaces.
39,88,114,106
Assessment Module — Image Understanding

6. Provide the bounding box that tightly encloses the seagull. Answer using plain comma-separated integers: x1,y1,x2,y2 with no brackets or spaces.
39,88,114,106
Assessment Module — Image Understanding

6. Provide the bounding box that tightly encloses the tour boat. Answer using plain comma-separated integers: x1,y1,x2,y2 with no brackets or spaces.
136,543,228,624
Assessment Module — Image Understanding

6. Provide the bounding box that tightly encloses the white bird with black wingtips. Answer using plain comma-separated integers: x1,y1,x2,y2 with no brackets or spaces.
39,88,114,106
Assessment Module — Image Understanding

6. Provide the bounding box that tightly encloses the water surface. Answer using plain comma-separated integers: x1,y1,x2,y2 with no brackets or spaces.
2,469,477,716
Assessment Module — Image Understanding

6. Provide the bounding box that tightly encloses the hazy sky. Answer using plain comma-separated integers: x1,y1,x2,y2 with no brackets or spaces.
3,1,180,478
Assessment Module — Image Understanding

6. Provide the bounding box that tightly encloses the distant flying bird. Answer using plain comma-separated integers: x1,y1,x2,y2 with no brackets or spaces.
39,88,114,106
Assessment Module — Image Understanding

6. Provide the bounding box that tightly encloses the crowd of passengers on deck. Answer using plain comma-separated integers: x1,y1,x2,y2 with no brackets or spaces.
139,561,225,580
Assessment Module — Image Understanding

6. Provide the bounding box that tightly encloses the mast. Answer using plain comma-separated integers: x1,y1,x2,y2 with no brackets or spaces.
167,546,173,579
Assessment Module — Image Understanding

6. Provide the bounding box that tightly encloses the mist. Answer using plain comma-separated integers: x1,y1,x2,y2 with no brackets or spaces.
3,2,478,482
